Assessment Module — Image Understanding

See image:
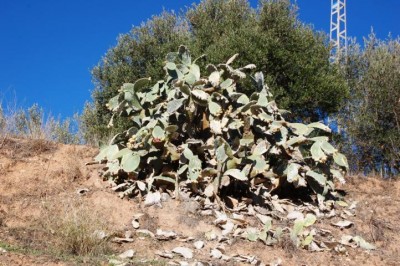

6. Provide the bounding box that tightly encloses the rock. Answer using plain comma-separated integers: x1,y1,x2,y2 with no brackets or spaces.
131,213,144,229
200,210,213,216
286,211,304,220
194,240,204,250
156,229,178,240
221,221,234,235
172,246,194,259
205,230,219,241
269,258,283,266
145,191,161,207
210,248,222,259
331,220,354,229
112,237,134,243
155,250,174,259
132,219,140,229
118,249,135,259
76,188,89,195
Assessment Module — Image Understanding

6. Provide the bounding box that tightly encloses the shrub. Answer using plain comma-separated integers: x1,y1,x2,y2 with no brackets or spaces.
96,46,348,203
0,102,81,144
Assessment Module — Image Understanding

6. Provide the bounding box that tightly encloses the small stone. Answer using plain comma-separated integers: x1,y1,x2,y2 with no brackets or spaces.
177,236,195,242
118,249,135,259
132,219,140,229
200,210,213,216
210,248,222,259
194,240,204,249
172,247,193,259
144,191,161,207
331,220,354,229
269,258,283,266
286,211,304,220
76,188,89,195
155,250,174,259
156,229,178,240
112,237,134,243
205,230,218,241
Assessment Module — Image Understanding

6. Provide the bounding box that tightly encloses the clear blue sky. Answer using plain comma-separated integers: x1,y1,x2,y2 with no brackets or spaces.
1,0,399,118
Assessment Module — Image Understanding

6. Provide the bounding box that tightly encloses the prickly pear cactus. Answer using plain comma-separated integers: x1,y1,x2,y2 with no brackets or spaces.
95,45,348,202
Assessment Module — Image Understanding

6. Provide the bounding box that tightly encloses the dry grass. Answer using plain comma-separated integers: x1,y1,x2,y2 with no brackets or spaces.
0,137,56,159
48,157,84,183
38,198,112,257
277,235,298,256
0,100,81,145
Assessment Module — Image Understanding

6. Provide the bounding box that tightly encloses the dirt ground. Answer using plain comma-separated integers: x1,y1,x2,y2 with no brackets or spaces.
0,138,399,266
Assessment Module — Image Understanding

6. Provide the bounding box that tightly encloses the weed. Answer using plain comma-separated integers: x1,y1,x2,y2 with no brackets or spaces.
38,198,112,257
278,235,297,256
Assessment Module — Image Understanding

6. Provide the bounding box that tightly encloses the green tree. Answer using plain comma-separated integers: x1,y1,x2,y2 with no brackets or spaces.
339,34,400,176
82,12,191,144
82,0,348,145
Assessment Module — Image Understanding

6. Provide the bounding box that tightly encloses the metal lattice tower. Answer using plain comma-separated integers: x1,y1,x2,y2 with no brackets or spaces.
330,0,347,60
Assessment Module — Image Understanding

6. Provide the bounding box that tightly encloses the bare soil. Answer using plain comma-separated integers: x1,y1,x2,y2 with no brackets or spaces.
0,138,399,265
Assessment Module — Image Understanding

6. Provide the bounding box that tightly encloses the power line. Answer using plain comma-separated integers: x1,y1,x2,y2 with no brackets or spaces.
330,0,347,61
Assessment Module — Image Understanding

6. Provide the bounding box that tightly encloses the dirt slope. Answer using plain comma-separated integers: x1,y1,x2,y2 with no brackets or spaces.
0,138,399,265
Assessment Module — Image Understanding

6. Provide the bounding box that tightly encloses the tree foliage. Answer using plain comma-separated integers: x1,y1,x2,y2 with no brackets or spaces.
82,12,191,144
82,0,348,144
339,34,400,176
